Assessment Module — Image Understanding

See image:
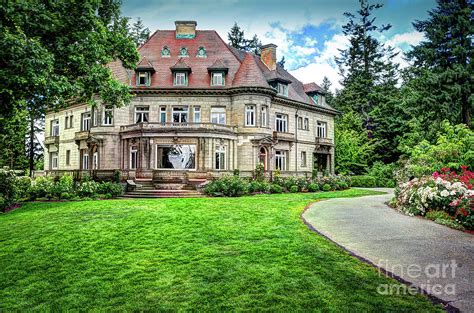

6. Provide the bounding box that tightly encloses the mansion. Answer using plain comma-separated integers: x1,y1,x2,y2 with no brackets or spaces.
43,21,337,182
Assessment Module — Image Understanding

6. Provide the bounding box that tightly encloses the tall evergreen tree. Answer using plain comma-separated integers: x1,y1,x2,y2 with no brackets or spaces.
408,0,473,126
129,17,150,47
321,76,333,105
227,23,262,54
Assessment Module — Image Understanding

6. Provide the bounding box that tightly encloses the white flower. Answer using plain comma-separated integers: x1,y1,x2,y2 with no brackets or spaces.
440,190,450,197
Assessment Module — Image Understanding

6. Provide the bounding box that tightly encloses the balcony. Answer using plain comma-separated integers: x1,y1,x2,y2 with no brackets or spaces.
315,137,334,146
272,131,295,142
74,131,89,141
120,122,237,134
44,136,59,145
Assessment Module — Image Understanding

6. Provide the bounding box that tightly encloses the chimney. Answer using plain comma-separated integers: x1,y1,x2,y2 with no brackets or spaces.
260,44,277,71
175,21,197,39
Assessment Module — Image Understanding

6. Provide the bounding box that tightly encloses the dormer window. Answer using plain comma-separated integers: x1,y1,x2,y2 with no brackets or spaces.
277,83,288,97
136,71,151,86
179,47,189,57
196,47,207,58
312,94,319,104
161,46,171,57
174,72,187,86
211,72,224,86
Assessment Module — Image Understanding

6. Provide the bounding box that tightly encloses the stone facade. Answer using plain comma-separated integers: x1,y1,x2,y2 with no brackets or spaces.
43,21,337,181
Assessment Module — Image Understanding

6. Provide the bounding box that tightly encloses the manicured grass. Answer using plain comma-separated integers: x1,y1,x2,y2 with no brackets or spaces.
0,189,442,311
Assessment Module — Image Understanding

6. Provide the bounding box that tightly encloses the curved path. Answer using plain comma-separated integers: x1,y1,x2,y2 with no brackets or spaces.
303,188,473,312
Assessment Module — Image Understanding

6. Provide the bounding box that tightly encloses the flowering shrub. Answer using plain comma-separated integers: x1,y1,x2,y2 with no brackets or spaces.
396,167,473,229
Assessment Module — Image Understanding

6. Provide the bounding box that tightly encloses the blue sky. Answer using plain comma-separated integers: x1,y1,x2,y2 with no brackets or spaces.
121,0,436,90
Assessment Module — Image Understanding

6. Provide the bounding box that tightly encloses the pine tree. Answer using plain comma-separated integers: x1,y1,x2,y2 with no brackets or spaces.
277,56,286,69
321,76,333,105
408,0,473,126
129,17,150,47
228,22,246,50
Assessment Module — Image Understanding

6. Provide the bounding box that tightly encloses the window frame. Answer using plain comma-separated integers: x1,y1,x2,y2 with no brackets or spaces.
174,72,188,86
102,106,114,126
51,119,60,136
301,151,307,167
172,106,189,124
51,152,58,169
66,150,71,166
82,152,89,170
136,71,151,86
81,112,91,131
211,72,225,86
130,146,138,170
317,121,327,138
261,106,268,127
160,106,167,124
275,150,287,171
277,83,288,97
135,106,150,124
215,145,226,170
245,105,256,126
211,107,226,125
193,106,201,123
304,117,309,130
275,113,288,132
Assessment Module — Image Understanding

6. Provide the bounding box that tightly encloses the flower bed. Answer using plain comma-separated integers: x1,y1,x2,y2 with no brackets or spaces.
395,167,473,230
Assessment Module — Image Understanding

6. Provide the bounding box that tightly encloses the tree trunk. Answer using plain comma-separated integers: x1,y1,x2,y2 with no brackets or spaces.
29,111,35,177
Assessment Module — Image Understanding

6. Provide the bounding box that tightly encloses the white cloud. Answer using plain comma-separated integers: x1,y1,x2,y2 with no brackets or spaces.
304,36,317,46
290,33,349,91
386,31,424,47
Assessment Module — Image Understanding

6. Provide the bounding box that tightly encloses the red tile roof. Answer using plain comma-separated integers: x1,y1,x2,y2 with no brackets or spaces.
109,28,336,111
136,56,155,71
303,82,324,94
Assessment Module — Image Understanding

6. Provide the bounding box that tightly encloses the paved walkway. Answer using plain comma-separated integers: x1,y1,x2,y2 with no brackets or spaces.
302,188,474,312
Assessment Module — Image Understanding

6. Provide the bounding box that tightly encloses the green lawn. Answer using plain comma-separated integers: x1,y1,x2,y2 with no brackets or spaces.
0,189,442,311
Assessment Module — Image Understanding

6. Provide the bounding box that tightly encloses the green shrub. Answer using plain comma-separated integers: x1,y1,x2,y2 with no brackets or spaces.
31,176,54,199
254,163,265,182
307,183,319,192
269,184,283,194
322,183,331,192
426,210,452,221
350,175,376,188
77,181,99,198
0,167,17,211
113,170,121,183
289,185,298,193
14,176,32,201
367,162,396,187
338,182,349,190
97,182,124,197
233,169,240,177
204,176,249,197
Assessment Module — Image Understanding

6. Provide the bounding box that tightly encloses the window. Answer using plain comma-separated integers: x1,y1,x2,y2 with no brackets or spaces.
211,72,224,86
156,145,195,169
50,152,58,169
304,118,309,130
65,116,69,129
174,72,187,86
301,151,307,167
275,113,288,132
194,106,201,123
297,116,303,129
317,121,327,138
82,112,91,131
103,106,113,125
68,115,73,128
178,47,188,57
277,83,288,96
130,146,138,170
196,46,207,58
211,107,226,124
82,152,89,170
245,105,255,126
66,150,71,166
312,94,319,104
135,106,149,123
51,119,59,136
137,71,150,86
215,145,226,170
275,150,286,170
172,106,188,124
261,106,268,127
161,46,170,57
160,107,167,124
93,152,98,170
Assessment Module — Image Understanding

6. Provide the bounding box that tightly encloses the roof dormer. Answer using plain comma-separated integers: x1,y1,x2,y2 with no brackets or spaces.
135,57,155,87
303,83,325,105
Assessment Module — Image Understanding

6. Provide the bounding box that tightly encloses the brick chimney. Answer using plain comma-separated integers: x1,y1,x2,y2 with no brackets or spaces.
175,21,197,39
260,44,277,70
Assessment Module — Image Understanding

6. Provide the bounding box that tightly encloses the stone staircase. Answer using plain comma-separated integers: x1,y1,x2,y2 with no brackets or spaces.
121,178,206,198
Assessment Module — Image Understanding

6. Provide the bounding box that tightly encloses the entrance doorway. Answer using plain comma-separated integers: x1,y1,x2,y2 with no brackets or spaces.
314,153,328,173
